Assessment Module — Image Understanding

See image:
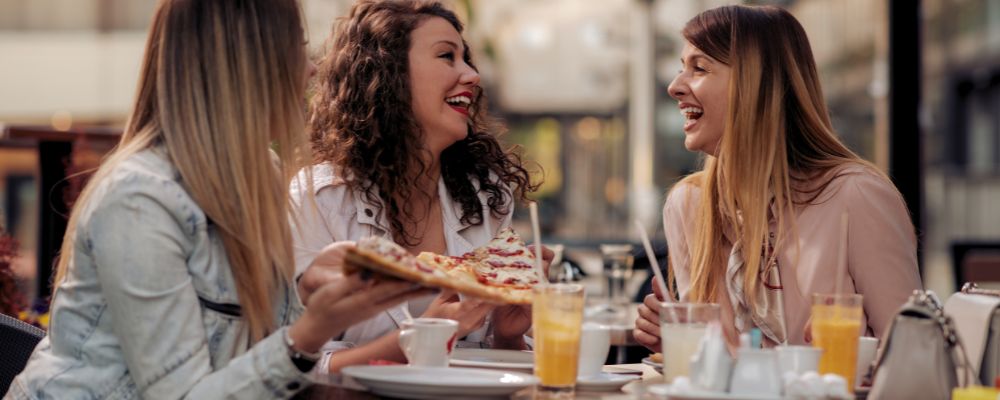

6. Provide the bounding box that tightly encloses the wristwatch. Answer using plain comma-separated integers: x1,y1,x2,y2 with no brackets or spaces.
284,328,322,372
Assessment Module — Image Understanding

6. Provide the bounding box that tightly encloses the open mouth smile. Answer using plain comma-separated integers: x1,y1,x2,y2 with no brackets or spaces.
445,91,473,116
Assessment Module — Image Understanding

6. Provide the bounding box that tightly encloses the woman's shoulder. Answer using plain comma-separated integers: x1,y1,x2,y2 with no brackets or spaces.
290,162,351,199
816,162,901,204
290,162,365,217
826,162,898,195
81,148,201,230
95,148,190,206
664,173,704,213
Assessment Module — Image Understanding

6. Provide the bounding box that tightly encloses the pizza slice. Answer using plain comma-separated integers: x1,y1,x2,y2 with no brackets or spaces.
346,236,520,304
344,228,545,305
416,252,482,289
472,228,545,289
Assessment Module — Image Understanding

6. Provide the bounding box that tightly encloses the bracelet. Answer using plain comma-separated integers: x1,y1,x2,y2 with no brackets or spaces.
284,328,322,372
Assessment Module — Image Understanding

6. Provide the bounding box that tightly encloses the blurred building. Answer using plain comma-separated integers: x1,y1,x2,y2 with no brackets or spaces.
1,0,998,302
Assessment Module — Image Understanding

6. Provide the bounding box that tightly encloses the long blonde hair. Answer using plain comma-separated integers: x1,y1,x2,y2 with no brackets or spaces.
53,0,310,343
679,5,881,307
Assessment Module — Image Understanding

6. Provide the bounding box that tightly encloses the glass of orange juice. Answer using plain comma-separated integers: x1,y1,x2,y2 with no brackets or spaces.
533,283,585,398
811,293,863,392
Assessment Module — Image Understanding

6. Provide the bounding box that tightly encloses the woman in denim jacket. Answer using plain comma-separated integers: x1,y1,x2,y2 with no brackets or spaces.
5,1,427,398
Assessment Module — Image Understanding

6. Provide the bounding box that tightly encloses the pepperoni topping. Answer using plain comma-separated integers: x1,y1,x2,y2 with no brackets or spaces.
487,260,505,269
506,237,516,243
487,248,524,257
510,261,534,269
414,261,435,274
503,277,522,285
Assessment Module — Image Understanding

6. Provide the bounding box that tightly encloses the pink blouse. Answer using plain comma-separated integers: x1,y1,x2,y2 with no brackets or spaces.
663,163,923,345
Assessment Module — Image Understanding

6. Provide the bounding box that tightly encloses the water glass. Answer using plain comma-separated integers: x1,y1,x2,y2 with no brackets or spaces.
659,302,720,382
599,244,634,307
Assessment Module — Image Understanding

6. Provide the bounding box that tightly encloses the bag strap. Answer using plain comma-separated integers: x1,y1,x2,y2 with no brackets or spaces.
962,282,1000,297
918,291,978,386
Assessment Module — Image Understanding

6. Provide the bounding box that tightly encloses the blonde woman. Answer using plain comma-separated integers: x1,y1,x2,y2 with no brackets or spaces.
5,1,427,398
291,0,542,373
634,5,922,351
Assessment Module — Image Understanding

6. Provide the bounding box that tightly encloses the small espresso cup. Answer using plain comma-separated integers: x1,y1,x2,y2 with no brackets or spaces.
577,322,611,378
398,318,459,367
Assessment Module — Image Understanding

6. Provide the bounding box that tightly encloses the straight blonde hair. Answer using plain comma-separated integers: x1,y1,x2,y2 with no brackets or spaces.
53,0,310,343
678,5,884,307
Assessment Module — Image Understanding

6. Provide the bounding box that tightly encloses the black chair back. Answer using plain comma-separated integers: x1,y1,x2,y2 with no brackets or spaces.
0,312,45,394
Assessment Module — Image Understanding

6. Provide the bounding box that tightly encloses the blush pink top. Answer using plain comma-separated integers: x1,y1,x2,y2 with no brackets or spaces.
663,163,923,345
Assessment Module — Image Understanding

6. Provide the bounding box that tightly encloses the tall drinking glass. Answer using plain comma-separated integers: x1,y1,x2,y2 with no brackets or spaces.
533,283,585,398
811,293,863,392
599,244,634,308
659,303,720,382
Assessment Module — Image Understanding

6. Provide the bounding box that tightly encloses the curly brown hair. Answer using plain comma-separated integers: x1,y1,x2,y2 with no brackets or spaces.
309,0,538,245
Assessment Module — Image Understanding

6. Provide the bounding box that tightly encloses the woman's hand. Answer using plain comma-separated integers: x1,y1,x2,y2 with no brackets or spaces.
491,304,530,349
421,290,495,338
297,241,355,305
634,283,666,352
289,241,431,353
290,272,431,354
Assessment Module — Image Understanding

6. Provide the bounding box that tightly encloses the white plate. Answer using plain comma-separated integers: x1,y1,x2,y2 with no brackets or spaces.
641,356,663,372
576,372,640,392
342,365,538,399
449,348,534,371
647,383,782,400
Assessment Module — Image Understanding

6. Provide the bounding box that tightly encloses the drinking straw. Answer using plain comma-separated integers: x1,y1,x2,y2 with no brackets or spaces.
634,219,674,302
834,211,849,296
529,202,547,286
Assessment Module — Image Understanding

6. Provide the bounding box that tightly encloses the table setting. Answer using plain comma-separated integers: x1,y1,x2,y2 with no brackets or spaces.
300,213,993,400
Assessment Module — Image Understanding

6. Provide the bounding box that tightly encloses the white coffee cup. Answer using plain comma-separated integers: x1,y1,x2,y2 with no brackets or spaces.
730,348,782,396
577,322,611,378
856,336,879,387
398,318,459,367
776,345,823,374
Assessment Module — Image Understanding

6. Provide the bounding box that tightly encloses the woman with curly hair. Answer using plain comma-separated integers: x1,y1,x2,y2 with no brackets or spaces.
290,0,540,373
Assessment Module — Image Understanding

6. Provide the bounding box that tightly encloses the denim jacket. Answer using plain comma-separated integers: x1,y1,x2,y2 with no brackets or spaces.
6,147,311,399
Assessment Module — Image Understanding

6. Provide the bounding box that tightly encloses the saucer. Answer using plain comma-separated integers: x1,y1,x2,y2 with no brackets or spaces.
641,356,663,373
576,372,640,392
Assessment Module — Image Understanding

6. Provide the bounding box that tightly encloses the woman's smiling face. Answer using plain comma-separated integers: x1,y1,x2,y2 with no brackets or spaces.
407,16,481,156
667,42,732,157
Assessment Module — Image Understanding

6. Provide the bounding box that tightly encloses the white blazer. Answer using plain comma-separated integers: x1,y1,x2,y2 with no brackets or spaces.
289,163,512,370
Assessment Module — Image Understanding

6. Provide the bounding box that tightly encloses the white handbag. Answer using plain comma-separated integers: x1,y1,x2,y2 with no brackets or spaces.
945,282,1000,385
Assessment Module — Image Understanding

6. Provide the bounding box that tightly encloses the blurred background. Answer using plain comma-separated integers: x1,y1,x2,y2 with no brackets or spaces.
1,0,998,314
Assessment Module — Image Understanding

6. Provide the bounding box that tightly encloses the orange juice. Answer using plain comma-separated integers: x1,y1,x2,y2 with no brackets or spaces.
533,284,585,393
533,320,581,386
811,296,863,392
